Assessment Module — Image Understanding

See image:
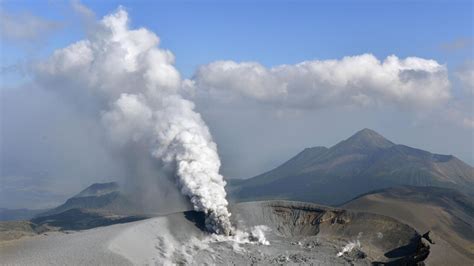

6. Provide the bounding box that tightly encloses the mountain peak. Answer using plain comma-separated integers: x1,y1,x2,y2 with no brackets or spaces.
74,182,119,198
353,128,383,137
336,128,395,151
356,128,379,135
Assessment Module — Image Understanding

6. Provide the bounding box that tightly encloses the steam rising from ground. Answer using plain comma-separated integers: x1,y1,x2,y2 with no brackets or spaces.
337,240,361,257
208,225,271,249
35,8,232,234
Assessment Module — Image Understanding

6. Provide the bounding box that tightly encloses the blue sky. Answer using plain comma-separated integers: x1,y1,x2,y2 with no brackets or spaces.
2,0,473,78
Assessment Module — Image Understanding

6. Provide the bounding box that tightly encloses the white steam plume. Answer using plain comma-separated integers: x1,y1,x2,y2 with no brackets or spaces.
36,8,232,235
337,240,361,257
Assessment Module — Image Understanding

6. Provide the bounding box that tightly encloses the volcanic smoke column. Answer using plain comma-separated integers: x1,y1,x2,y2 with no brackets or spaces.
150,95,234,235
36,8,233,235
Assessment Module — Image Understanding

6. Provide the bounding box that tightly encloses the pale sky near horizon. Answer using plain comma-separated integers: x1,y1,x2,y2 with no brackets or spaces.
1,0,473,209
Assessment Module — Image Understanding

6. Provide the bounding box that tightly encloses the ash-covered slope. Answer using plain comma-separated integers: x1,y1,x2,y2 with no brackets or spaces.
1,200,430,265
343,186,474,265
229,128,474,205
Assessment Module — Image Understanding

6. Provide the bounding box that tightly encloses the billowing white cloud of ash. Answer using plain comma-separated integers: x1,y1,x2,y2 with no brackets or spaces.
34,8,232,235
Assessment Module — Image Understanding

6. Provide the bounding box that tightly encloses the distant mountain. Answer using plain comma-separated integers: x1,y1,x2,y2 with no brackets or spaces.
228,128,474,205
73,182,120,198
31,208,146,231
343,186,474,265
0,183,147,241
39,182,137,217
0,208,48,221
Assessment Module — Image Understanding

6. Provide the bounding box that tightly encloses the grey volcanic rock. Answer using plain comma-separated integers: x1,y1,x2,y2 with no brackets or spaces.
229,201,425,263
343,186,474,265
229,128,474,205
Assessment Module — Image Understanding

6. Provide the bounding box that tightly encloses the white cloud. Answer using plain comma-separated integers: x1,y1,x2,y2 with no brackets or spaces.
444,109,474,129
192,54,451,110
0,11,61,42
440,38,472,52
456,60,474,94
71,0,95,19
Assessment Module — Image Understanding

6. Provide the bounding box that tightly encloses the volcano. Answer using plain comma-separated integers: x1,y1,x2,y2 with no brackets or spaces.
229,128,474,205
